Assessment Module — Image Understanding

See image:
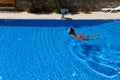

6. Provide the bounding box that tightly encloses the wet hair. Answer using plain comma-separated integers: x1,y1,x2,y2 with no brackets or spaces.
68,28,75,35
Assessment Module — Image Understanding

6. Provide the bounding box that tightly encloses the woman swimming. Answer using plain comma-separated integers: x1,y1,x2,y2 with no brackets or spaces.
67,28,100,40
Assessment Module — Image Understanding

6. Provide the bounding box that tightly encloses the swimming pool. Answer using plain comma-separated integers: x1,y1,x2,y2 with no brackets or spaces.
0,19,120,80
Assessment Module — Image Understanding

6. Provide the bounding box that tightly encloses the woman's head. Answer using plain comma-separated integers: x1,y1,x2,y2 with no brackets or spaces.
67,28,75,35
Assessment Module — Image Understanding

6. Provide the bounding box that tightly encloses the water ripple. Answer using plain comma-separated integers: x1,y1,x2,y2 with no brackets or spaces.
71,21,120,78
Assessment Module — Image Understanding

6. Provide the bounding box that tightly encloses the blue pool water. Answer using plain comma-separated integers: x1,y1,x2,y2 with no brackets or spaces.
0,20,120,80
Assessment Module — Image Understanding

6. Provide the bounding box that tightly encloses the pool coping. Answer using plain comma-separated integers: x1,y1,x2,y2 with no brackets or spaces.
0,11,120,20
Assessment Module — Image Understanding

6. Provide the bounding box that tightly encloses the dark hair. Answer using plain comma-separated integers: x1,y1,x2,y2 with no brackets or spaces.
68,28,75,35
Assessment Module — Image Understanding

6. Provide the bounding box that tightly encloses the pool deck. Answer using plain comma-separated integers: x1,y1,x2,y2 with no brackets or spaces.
0,11,120,20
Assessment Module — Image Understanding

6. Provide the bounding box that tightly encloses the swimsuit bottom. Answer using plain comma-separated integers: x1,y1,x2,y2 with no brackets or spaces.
77,34,83,39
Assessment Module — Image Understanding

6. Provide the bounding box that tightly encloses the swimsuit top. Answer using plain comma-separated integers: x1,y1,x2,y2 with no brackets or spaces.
77,34,83,39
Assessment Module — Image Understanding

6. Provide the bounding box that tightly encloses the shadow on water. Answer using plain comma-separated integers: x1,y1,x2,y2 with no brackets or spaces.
0,19,119,27
72,43,101,61
81,44,101,56
81,44,101,51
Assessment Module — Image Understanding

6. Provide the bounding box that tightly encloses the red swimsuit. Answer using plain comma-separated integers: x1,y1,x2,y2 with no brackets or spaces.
77,34,83,39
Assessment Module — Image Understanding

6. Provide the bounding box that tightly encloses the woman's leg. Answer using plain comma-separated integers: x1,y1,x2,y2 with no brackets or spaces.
84,34,100,37
84,34,100,40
